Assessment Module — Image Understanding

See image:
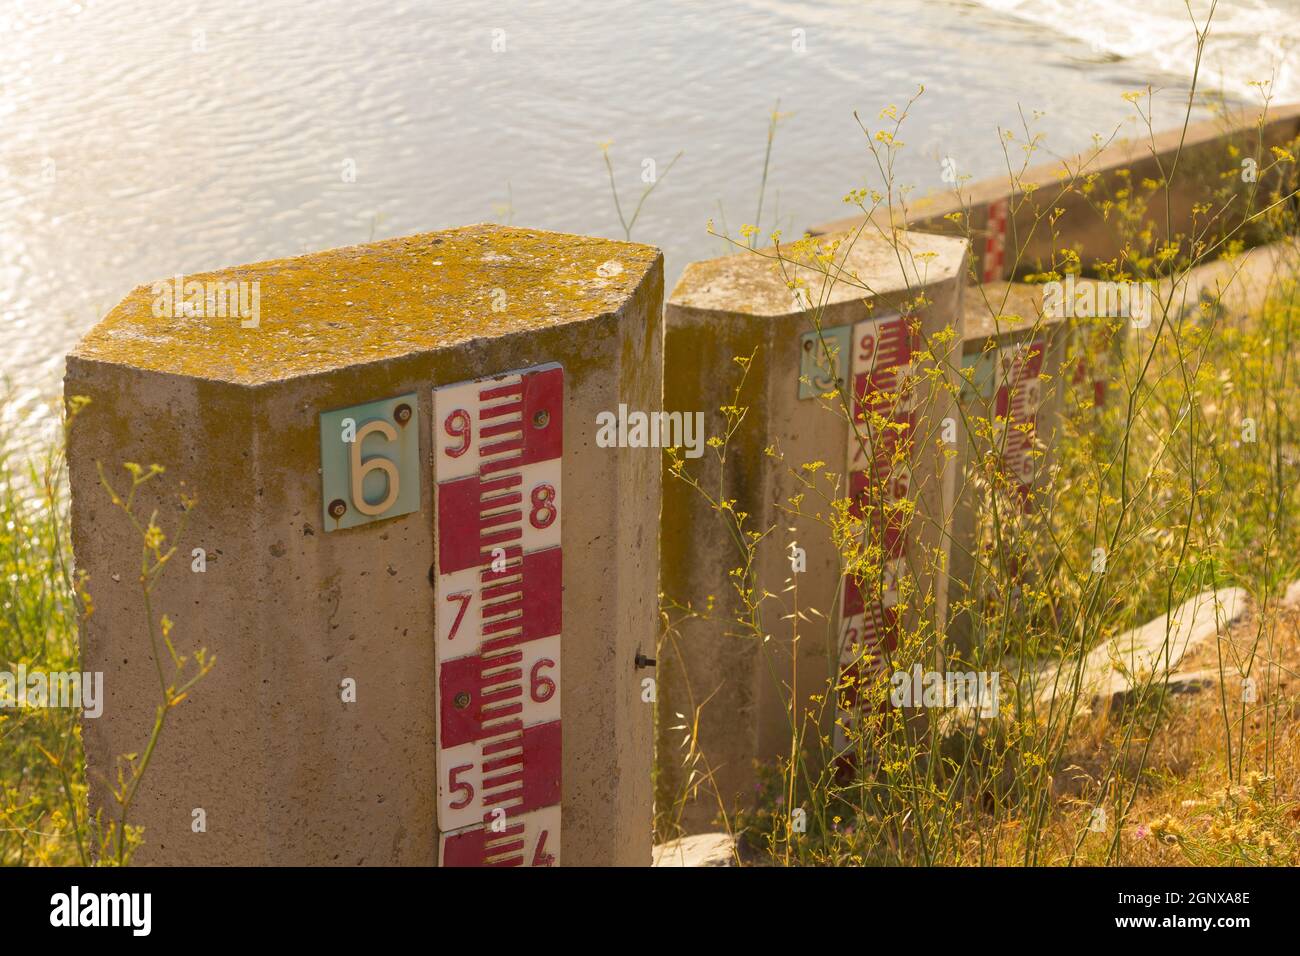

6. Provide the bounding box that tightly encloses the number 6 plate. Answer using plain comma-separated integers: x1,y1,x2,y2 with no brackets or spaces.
432,364,564,866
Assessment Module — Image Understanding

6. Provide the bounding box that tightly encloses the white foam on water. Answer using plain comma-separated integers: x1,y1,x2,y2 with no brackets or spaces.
971,0,1300,102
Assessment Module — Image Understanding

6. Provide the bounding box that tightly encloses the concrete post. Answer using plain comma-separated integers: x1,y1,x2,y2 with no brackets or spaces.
65,225,662,866
658,230,968,830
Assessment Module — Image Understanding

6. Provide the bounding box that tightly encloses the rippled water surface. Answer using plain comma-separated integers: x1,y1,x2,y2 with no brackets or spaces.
3,0,1296,451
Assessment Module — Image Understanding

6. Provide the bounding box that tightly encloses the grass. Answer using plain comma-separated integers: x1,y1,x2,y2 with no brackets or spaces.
0,402,213,865
0,415,87,865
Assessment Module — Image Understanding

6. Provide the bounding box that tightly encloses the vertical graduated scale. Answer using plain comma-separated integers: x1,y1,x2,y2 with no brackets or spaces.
835,313,918,757
996,338,1045,512
982,198,1010,284
433,364,564,867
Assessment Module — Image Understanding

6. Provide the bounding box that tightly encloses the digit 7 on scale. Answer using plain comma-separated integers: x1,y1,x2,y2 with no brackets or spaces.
432,363,564,867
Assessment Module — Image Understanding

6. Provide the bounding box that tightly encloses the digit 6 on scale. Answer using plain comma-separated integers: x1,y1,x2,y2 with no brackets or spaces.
530,658,556,702
520,635,562,725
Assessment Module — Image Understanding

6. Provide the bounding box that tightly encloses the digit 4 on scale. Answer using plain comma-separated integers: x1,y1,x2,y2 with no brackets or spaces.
432,363,564,867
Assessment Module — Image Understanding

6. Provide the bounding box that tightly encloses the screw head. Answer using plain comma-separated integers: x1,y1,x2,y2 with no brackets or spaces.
394,403,412,425
328,499,347,519
532,409,550,429
453,692,472,710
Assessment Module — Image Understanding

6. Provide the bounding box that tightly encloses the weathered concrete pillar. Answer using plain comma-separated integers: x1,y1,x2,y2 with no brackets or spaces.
66,225,662,866
658,230,968,830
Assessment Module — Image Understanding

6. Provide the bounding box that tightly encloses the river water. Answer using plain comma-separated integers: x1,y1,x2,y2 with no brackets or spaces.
2,0,1297,452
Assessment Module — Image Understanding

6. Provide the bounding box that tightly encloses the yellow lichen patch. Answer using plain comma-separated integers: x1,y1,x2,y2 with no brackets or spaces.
670,229,965,318
72,225,661,386
962,281,1058,341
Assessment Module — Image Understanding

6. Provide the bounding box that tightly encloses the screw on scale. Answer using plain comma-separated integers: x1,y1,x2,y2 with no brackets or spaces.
634,651,656,669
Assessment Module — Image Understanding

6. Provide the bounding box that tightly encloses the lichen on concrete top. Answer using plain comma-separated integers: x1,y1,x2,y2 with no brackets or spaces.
71,225,661,386
669,229,967,318
963,281,1059,342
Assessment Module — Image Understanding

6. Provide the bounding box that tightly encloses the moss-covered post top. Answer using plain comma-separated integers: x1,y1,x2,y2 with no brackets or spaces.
72,224,661,386
962,280,1065,342
667,229,968,319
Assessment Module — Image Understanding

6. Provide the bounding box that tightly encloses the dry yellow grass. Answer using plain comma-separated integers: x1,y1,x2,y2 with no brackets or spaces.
1036,596,1300,865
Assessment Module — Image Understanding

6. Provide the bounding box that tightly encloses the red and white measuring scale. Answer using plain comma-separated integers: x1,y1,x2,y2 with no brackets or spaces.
995,339,1044,514
834,314,917,757
982,198,1010,285
432,364,563,867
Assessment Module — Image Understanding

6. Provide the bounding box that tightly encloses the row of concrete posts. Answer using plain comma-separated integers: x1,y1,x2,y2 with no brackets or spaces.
65,104,1300,863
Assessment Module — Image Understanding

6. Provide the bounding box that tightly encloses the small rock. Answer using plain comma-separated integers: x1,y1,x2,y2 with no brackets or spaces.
652,833,736,867
1034,587,1248,711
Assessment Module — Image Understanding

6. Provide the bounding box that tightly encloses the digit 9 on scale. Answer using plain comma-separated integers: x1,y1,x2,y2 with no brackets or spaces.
432,363,564,867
